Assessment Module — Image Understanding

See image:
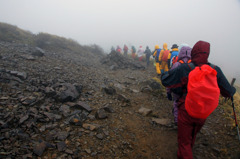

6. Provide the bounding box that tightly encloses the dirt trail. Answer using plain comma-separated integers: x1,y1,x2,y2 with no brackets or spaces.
0,42,239,159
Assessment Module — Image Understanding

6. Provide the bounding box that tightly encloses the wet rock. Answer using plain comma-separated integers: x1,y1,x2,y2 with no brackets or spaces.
19,114,29,124
57,131,69,140
33,141,47,156
95,108,108,119
103,105,114,113
43,112,62,121
117,94,130,103
96,133,104,140
82,123,99,131
102,86,116,95
73,101,92,112
32,47,45,57
9,71,27,80
20,96,37,106
138,107,152,116
44,87,56,97
69,115,82,126
57,141,66,152
152,118,172,126
59,105,70,117
55,83,80,102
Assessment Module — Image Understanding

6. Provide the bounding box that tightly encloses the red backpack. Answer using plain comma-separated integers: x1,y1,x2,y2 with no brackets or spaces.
161,50,170,62
185,63,220,119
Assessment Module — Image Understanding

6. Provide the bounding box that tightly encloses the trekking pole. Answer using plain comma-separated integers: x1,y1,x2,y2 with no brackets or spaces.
231,97,240,142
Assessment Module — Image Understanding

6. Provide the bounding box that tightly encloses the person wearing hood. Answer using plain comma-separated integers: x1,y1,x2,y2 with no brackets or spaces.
116,45,122,54
159,43,171,74
137,46,144,61
123,44,128,56
152,45,162,75
131,46,136,59
166,46,192,125
144,46,152,67
170,44,179,67
161,41,236,159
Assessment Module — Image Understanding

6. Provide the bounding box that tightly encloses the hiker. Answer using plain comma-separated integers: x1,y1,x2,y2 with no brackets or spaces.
166,46,192,125
144,46,152,67
152,45,162,75
171,43,189,66
159,43,171,74
111,46,115,52
116,45,122,54
123,44,128,56
161,40,236,159
137,46,144,61
131,46,136,59
170,44,179,67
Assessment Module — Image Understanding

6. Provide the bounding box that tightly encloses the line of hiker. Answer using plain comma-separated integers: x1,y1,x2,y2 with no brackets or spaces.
111,45,153,67
161,40,236,159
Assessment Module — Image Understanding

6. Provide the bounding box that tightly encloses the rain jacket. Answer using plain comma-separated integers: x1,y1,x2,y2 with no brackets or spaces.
159,43,171,61
170,48,179,62
153,45,161,62
162,41,235,98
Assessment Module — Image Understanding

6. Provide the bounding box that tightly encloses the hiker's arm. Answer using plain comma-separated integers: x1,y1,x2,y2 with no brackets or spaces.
215,66,236,97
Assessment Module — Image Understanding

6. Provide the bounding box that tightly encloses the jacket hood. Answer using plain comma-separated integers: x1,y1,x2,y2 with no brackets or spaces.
163,43,168,50
178,46,191,61
171,48,178,52
178,43,189,52
155,45,160,49
191,41,210,65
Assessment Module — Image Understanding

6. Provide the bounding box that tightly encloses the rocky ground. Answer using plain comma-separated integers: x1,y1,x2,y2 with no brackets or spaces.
0,41,239,159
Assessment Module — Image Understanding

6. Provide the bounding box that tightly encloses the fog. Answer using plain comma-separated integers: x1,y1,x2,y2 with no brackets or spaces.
0,0,240,81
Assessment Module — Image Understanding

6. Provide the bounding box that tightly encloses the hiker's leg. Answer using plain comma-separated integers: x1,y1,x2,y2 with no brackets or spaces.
173,100,178,124
177,109,194,159
156,62,161,75
191,119,205,147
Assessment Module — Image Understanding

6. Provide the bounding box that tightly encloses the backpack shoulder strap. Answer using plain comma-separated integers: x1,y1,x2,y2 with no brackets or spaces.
209,63,216,69
188,63,195,71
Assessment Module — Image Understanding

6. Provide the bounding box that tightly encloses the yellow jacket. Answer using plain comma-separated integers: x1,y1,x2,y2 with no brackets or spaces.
153,45,160,57
159,43,171,61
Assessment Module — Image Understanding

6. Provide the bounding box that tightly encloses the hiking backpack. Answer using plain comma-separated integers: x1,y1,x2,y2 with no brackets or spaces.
155,49,161,62
161,50,170,62
185,63,220,119
171,56,178,65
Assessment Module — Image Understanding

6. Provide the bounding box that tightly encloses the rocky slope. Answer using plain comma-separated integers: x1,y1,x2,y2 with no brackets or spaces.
0,40,240,159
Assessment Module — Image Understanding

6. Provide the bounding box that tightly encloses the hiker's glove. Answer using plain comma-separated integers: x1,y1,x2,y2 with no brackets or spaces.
167,92,172,101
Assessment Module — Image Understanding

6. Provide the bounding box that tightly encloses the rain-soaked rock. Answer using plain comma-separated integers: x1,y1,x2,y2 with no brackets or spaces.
9,71,27,80
32,47,45,57
69,115,83,126
19,114,29,124
82,123,99,131
103,105,114,113
33,141,47,156
138,107,152,116
101,51,145,70
152,118,172,126
59,105,70,117
102,86,116,95
43,112,62,121
72,101,92,112
54,83,80,102
95,108,108,119
117,94,130,103
57,141,66,152
20,96,37,106
57,131,69,140
96,133,104,140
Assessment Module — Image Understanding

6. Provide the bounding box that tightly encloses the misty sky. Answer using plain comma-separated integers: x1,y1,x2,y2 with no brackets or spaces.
0,0,240,80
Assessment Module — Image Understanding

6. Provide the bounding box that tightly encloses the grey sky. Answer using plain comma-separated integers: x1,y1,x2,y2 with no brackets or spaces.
0,0,240,80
